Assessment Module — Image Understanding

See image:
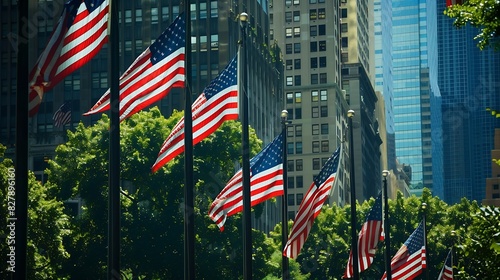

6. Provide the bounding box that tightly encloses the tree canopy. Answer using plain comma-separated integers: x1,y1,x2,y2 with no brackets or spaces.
445,0,500,50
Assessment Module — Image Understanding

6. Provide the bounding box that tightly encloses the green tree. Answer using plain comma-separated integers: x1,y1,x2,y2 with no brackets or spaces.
47,108,281,279
444,0,500,50
0,144,70,279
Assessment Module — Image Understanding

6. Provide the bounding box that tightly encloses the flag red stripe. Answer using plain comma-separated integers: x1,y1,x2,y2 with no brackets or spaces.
151,88,238,172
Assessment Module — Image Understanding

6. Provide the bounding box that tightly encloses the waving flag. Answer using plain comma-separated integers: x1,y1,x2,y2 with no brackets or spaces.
53,101,72,127
151,55,238,172
344,193,384,278
208,132,284,231
446,0,463,7
438,249,453,280
283,146,341,259
84,13,185,122
382,220,427,280
29,0,109,116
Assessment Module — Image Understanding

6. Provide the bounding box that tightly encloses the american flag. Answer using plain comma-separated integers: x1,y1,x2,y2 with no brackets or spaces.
84,13,185,122
283,146,341,259
344,193,384,278
29,0,109,116
438,249,453,280
53,101,72,127
151,55,238,172
208,132,284,231
382,220,427,280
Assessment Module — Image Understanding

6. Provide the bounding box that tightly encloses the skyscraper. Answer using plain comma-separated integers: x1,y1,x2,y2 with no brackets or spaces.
391,0,442,195
438,0,500,204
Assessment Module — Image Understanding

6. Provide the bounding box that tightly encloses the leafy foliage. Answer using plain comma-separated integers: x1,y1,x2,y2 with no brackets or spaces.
445,0,500,50
0,144,70,280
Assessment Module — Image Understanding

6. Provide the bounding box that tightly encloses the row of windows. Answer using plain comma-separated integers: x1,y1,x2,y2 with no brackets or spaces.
286,73,327,86
284,0,326,5
285,57,326,70
287,157,329,172
287,140,330,154
284,106,328,120
285,25,326,38
285,41,327,54
286,123,329,137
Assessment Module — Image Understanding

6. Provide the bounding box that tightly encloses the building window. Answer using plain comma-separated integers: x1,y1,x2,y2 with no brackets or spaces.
295,92,302,103
320,106,328,117
321,123,329,134
296,159,303,171
319,56,327,68
296,176,303,188
311,90,319,101
286,43,293,54
312,124,319,135
318,8,326,19
319,41,326,51
294,43,301,53
294,11,300,22
494,184,499,190
295,108,302,119
341,8,347,18
311,57,318,68
285,12,292,23
321,140,329,152
312,106,319,118
320,90,328,101
286,76,293,86
312,141,320,153
288,176,295,189
310,9,317,20
296,193,304,205
296,142,303,154
318,24,326,36
320,73,327,84
287,92,294,103
294,27,301,37
287,160,294,172
493,193,500,199
288,194,295,206
341,23,348,33
310,25,317,37
310,41,317,52
313,158,321,170
286,28,292,38
285,0,292,5
295,125,302,137
294,59,301,69
293,0,300,5
295,75,301,86
287,125,294,137
288,142,294,154
286,59,293,70
311,74,318,84
342,37,348,48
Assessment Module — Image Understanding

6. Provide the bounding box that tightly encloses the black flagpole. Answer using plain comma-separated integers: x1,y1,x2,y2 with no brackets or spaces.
382,170,392,280
14,0,29,278
347,110,359,279
108,0,121,278
281,110,289,280
183,1,195,279
239,12,252,280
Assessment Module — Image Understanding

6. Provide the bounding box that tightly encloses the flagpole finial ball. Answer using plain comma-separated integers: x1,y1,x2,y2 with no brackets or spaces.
347,110,355,118
239,12,248,22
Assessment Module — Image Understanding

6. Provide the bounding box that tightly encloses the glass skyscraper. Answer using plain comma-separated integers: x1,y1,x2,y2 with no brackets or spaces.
437,0,500,204
391,0,442,194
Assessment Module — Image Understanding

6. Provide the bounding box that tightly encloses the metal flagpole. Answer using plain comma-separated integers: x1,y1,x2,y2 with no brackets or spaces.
347,109,359,279
281,110,289,280
239,11,252,280
183,1,195,279
108,0,121,278
382,170,392,280
421,202,429,280
14,0,29,278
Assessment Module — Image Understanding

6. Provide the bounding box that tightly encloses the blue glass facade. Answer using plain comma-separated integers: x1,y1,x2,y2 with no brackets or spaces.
391,0,442,192
437,0,500,204
374,0,397,170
